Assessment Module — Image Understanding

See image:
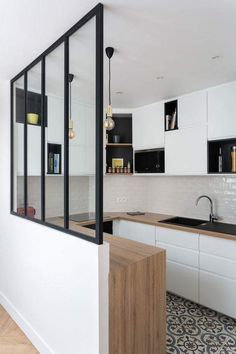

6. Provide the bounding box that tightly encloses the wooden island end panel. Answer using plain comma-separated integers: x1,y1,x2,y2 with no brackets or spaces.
109,244,166,354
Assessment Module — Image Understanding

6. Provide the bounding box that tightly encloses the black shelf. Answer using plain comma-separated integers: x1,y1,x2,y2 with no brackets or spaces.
16,88,48,126
208,138,236,174
106,114,133,173
165,100,178,131
47,143,62,175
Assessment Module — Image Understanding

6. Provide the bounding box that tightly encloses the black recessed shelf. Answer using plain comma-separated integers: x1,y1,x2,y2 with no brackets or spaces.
106,114,133,174
16,88,48,126
165,100,178,131
47,143,62,175
208,138,236,174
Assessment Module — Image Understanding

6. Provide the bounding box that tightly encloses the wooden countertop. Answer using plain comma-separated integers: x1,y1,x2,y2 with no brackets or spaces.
109,212,236,241
47,216,166,273
49,211,236,246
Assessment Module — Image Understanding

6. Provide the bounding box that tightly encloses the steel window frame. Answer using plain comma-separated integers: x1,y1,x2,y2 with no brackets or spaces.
10,3,104,245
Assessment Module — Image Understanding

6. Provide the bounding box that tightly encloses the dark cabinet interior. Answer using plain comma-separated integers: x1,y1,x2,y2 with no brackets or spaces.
208,138,236,174
165,100,178,131
85,220,113,234
47,143,62,175
16,88,48,126
106,114,133,174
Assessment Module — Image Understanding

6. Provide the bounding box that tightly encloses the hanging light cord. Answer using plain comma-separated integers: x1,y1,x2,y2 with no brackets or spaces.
108,58,111,106
69,80,72,120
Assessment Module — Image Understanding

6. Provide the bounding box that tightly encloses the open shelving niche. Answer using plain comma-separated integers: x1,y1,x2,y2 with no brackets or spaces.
208,138,236,174
164,99,178,131
105,113,133,175
47,143,62,175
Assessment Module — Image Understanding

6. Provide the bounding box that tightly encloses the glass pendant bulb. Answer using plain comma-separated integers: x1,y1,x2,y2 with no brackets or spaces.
68,119,75,139
68,74,75,140
104,105,115,131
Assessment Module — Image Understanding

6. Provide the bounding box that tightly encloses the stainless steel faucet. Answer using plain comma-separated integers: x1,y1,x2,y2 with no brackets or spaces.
195,195,218,223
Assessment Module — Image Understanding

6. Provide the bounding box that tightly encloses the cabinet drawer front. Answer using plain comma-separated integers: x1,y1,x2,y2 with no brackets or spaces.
157,241,199,268
200,253,236,280
115,220,156,246
200,235,236,260
156,227,199,250
167,261,199,302
200,271,236,319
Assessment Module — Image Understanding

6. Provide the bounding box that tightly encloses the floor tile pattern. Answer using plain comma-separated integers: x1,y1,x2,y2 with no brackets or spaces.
167,293,236,354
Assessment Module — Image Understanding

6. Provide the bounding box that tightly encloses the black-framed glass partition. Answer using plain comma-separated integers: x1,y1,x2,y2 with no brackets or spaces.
10,3,103,244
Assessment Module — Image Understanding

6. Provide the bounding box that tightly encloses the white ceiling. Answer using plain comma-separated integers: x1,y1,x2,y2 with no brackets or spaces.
1,0,236,108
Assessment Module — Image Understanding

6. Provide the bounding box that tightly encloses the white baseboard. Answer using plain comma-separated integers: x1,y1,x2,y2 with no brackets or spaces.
0,291,54,354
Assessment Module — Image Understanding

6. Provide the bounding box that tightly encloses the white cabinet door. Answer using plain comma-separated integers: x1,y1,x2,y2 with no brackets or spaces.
167,261,199,302
47,96,64,143
165,125,207,174
69,102,95,175
199,234,236,318
17,124,42,176
156,226,199,250
113,220,156,246
178,91,207,129
208,81,236,139
200,271,236,319
133,102,164,149
27,125,42,176
156,227,199,302
157,241,199,268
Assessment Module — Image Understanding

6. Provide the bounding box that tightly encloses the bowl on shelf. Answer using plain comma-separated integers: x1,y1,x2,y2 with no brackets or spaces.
27,113,39,125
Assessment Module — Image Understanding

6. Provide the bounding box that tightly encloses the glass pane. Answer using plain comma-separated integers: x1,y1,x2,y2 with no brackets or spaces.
68,17,96,232
45,44,64,226
12,76,25,215
27,62,42,219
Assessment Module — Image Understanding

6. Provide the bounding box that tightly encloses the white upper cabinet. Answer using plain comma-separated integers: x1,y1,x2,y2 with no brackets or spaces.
47,96,64,143
17,123,45,176
208,81,236,140
178,91,207,128
133,101,164,149
165,91,207,175
165,125,207,175
69,101,95,176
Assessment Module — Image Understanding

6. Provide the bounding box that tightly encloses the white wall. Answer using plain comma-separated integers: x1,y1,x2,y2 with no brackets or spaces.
104,175,236,224
0,79,109,354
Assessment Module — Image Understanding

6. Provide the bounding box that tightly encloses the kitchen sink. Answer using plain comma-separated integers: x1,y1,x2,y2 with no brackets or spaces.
159,216,207,227
195,221,236,236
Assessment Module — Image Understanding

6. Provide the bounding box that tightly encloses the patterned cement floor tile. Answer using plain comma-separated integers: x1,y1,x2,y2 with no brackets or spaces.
167,292,236,354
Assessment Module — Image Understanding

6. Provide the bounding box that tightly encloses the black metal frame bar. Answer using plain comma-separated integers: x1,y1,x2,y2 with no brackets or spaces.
41,58,46,221
10,3,104,245
64,38,69,230
24,72,28,216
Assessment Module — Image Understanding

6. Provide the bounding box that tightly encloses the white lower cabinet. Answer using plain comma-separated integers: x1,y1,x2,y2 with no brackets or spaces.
112,220,156,246
156,227,199,302
113,221,236,317
199,235,236,318
167,261,199,302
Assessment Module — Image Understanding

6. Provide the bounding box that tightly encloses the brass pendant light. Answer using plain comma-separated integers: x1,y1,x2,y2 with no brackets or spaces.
104,47,115,131
68,73,76,139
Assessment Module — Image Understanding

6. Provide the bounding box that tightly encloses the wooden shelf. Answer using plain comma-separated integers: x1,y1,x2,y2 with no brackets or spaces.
106,143,132,147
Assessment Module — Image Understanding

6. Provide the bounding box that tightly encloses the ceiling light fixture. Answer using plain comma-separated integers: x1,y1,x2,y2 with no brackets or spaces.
104,47,115,131
68,73,76,140
211,55,220,60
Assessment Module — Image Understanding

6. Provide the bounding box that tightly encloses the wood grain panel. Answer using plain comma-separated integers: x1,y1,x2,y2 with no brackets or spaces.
0,305,38,354
109,248,166,354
